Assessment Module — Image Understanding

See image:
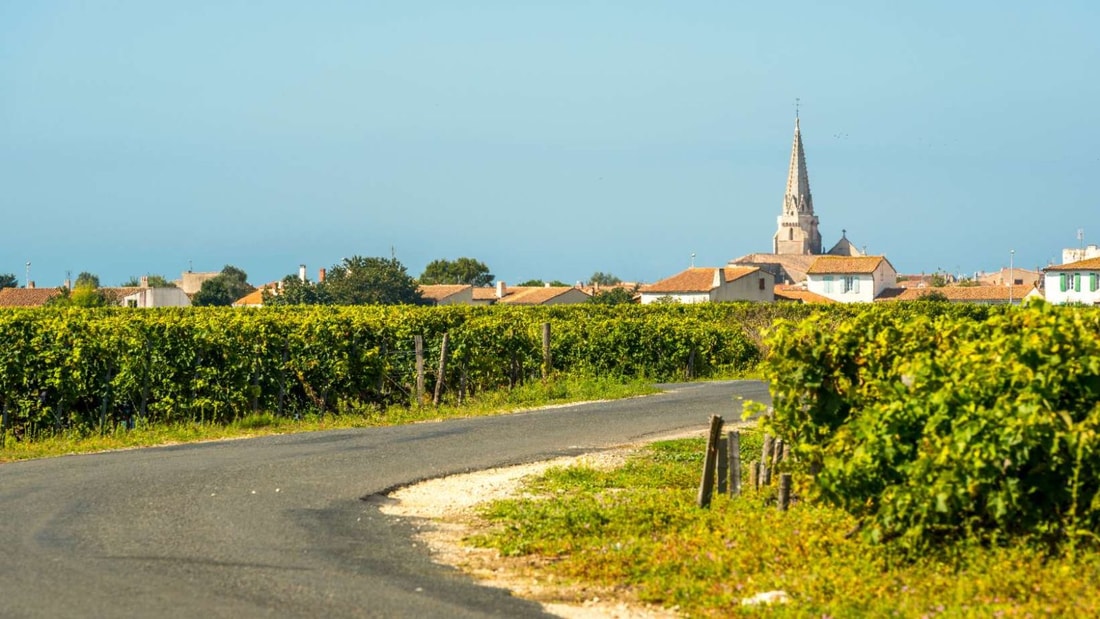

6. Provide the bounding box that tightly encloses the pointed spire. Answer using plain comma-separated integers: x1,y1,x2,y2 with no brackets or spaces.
784,116,813,215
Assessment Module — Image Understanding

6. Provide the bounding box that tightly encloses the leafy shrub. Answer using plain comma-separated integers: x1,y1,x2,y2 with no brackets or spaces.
762,301,1100,552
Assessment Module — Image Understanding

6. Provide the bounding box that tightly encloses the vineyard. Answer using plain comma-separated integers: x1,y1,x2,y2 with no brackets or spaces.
0,303,794,441
762,300,1100,553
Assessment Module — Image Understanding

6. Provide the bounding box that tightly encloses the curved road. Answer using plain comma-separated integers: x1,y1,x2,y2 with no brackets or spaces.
1,380,768,618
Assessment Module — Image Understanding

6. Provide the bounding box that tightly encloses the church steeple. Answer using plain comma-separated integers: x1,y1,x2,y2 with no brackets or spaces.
773,112,822,255
784,118,813,216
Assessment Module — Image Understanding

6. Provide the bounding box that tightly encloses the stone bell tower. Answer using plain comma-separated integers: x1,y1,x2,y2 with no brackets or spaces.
772,114,822,255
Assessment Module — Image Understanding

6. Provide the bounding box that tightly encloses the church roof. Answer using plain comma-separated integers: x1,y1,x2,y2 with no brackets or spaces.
827,231,863,257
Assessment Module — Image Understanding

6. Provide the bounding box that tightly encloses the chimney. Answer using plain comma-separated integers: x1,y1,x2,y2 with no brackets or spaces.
496,281,506,299
713,268,724,288
64,279,71,290
299,264,307,282
140,275,149,288
318,268,326,283
27,281,35,289
544,282,550,288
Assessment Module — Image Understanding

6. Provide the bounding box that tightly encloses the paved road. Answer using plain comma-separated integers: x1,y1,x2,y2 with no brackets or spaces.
0,380,769,618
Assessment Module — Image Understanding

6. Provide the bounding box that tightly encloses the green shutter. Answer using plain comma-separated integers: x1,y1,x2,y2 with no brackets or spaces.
1091,273,1098,292
1075,273,1082,292
1061,273,1067,292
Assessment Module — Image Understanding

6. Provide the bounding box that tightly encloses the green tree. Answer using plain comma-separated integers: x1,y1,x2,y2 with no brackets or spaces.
0,273,17,289
264,275,333,306
121,274,175,287
192,265,255,307
75,272,100,289
516,279,571,287
916,290,949,302
419,257,494,286
589,271,622,286
587,286,638,305
324,256,424,305
46,284,109,308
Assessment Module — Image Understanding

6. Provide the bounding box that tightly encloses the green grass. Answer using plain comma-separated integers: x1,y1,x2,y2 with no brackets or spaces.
0,375,659,462
470,431,1100,617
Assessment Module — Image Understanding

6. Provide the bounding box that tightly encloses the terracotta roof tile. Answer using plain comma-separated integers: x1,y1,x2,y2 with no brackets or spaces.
806,256,887,275
773,285,836,304
642,267,759,294
1044,257,1100,271
418,284,472,302
877,284,1039,302
0,288,63,307
498,286,587,305
472,287,500,301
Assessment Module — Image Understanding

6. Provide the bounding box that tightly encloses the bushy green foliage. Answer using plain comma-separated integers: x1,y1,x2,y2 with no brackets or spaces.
0,304,768,440
192,265,254,306
419,257,494,287
761,301,1100,552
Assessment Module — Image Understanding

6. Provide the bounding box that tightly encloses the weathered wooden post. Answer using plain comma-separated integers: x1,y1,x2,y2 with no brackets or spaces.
414,335,425,405
778,473,792,511
541,322,552,379
432,333,450,406
761,434,774,485
749,460,760,490
728,430,742,497
716,435,728,495
696,415,724,508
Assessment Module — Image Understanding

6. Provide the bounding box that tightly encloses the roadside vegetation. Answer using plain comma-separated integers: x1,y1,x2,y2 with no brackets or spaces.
0,375,657,462
469,301,1100,616
472,433,1100,617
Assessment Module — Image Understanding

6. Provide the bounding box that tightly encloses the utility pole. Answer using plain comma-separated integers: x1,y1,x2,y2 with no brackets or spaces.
1009,249,1015,305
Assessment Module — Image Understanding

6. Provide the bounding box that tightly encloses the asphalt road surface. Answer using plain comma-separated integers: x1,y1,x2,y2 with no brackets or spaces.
0,380,769,618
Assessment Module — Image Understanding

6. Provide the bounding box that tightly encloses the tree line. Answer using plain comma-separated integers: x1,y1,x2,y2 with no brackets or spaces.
0,256,635,306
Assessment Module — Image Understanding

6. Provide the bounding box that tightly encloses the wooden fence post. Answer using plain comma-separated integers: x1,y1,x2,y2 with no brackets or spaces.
432,333,450,406
716,435,728,495
696,415,724,508
749,460,760,490
778,473,792,511
728,430,742,497
541,323,551,379
414,335,425,406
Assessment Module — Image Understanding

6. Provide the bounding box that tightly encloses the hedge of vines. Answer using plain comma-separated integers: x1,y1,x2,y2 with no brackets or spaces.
0,304,783,439
762,300,1100,552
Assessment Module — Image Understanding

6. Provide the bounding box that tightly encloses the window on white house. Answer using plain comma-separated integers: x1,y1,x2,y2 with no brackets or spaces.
823,275,833,293
843,276,858,293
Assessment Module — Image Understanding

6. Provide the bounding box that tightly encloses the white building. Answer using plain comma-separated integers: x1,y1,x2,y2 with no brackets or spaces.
1043,257,1100,305
1063,244,1100,265
640,267,774,304
120,287,192,308
805,256,897,303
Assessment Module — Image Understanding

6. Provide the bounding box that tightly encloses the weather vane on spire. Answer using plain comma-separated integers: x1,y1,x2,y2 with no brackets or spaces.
795,97,800,119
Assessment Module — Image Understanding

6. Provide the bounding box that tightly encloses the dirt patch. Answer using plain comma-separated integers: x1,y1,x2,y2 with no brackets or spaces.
379,435,702,618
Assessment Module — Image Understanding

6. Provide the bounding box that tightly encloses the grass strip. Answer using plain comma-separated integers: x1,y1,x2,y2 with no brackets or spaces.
0,375,658,462
470,432,1100,617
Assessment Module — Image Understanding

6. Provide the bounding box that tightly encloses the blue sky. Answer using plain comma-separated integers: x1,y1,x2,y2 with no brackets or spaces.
2,1,1098,287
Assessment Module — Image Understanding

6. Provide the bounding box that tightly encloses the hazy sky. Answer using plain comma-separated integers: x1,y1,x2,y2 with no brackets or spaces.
3,1,1098,287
